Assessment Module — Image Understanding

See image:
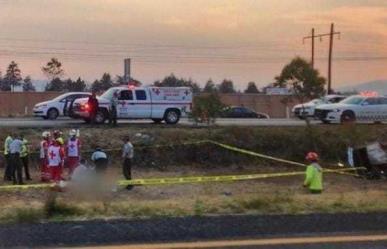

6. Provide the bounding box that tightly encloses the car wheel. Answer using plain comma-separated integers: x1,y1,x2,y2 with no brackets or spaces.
164,109,180,124
322,120,331,124
340,111,356,124
152,118,163,124
47,108,59,120
95,109,107,124
84,118,91,124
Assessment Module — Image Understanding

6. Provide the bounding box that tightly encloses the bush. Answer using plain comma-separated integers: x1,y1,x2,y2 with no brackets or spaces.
189,93,224,125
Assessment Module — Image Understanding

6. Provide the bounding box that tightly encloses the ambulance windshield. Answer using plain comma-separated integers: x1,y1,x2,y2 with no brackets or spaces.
100,88,117,100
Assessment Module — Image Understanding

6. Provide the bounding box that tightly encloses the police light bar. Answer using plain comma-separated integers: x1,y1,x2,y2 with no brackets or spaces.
360,91,378,97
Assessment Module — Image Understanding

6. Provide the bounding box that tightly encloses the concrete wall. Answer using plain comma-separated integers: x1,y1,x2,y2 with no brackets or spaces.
0,92,62,117
218,94,299,118
0,92,299,118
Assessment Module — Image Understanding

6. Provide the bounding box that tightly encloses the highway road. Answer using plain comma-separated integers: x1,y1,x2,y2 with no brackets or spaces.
0,117,322,127
1,213,386,248
62,234,387,249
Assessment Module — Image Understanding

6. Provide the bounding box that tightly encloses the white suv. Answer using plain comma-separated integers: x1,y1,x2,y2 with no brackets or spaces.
315,95,387,124
292,95,346,119
33,92,91,120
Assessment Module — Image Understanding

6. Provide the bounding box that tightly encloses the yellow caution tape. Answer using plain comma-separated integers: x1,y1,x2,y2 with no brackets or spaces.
0,183,54,190
206,140,364,177
117,168,361,186
207,140,305,167
0,140,208,155
0,168,363,191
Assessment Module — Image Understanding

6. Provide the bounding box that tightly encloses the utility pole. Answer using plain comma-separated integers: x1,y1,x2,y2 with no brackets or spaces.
303,28,315,68
302,23,340,93
124,58,131,83
328,23,334,94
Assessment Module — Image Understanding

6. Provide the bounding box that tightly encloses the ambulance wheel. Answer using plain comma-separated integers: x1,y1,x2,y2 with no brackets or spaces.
164,109,180,124
152,118,163,124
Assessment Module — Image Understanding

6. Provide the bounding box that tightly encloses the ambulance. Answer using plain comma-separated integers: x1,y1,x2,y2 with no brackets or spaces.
72,86,193,124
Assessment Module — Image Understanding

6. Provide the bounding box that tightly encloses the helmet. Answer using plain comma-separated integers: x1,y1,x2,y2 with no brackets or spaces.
53,130,62,138
305,152,319,161
42,131,51,138
69,129,77,136
56,137,64,145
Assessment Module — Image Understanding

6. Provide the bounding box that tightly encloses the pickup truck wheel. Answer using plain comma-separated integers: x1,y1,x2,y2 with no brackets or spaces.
95,109,107,124
164,109,180,124
341,111,356,124
47,108,59,120
152,118,163,124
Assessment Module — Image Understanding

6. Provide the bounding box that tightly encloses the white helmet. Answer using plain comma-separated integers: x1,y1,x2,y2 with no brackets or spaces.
69,129,77,136
42,131,50,138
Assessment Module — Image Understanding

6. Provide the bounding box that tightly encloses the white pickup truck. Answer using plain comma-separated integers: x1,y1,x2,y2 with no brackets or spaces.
72,86,193,124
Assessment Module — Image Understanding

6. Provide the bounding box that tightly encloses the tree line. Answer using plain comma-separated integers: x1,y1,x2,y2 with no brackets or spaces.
0,56,327,100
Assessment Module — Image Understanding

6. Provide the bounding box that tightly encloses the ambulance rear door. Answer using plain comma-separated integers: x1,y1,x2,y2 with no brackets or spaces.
133,89,151,118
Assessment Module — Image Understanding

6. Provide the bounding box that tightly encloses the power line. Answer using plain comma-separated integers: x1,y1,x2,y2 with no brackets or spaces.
303,23,341,93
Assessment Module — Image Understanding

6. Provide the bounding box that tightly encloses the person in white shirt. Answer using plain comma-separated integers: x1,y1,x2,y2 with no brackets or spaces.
91,147,108,173
9,134,24,185
122,136,134,190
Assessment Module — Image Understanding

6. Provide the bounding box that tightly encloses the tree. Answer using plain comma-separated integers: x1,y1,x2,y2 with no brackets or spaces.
244,81,260,94
154,74,201,94
115,75,142,86
63,77,87,92
45,78,65,91
22,76,36,92
189,93,224,125
91,73,113,92
3,61,22,91
274,57,326,101
217,79,236,93
42,58,64,80
203,79,217,93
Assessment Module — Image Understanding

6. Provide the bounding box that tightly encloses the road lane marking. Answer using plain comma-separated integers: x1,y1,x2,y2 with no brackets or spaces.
60,233,387,249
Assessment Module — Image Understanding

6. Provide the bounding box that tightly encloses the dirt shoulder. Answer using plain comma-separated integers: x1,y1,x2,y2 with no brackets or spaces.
0,126,386,223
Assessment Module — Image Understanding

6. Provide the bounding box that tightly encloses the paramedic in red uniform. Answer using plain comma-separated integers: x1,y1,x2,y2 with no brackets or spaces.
66,129,81,175
88,92,99,124
40,131,51,182
47,139,65,183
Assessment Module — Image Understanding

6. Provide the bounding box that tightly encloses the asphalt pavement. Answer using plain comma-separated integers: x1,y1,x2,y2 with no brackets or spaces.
0,117,319,128
61,235,387,249
1,213,386,248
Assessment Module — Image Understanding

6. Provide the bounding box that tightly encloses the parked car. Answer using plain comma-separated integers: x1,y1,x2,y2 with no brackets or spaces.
33,92,92,120
220,106,269,119
315,95,387,124
72,86,192,124
292,94,346,119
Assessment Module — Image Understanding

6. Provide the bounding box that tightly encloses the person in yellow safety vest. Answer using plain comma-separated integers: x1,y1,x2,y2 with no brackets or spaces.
53,130,64,146
303,152,323,194
20,134,31,180
3,134,13,181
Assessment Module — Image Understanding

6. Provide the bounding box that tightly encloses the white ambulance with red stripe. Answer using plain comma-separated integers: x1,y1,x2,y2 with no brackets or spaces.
72,86,193,124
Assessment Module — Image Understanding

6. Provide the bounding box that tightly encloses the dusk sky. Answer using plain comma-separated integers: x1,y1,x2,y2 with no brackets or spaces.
0,0,387,90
